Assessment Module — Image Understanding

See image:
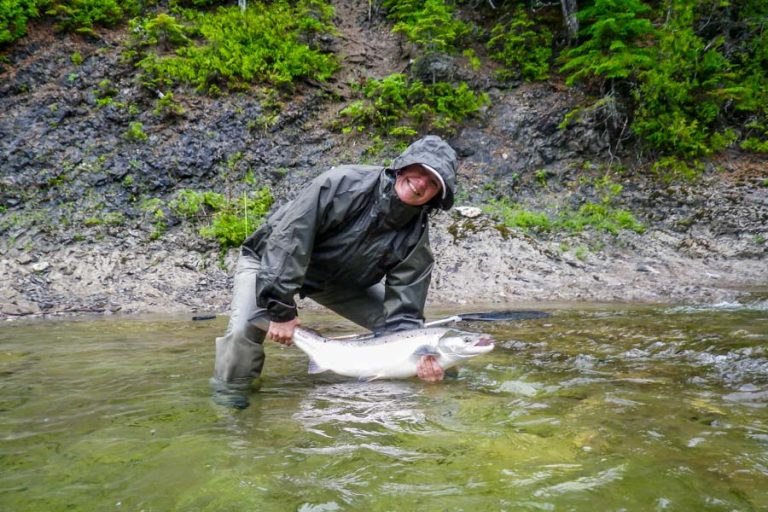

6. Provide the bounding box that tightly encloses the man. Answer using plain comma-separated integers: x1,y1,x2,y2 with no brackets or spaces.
212,135,458,407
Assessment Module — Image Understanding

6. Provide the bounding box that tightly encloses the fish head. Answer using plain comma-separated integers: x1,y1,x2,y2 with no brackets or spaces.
437,330,495,358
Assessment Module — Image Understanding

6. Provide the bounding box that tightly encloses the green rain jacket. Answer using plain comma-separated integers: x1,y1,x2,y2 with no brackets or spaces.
241,136,458,331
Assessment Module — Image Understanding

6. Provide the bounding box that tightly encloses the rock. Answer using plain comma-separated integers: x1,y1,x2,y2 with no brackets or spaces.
16,253,37,265
455,206,483,218
31,261,50,272
1,299,41,316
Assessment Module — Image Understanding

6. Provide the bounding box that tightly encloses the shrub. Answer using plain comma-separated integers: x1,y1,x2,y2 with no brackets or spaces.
339,73,488,136
651,156,705,183
385,0,470,54
199,187,273,249
1,0,40,45
46,0,142,34
631,3,736,158
135,1,338,92
168,187,274,249
130,12,189,50
124,121,148,141
559,0,655,88
487,7,552,82
169,189,224,219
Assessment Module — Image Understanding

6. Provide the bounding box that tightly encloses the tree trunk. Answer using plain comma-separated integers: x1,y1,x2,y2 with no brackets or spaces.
561,0,579,41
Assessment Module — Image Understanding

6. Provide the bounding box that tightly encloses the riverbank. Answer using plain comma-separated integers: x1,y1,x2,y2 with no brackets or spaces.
2,203,766,320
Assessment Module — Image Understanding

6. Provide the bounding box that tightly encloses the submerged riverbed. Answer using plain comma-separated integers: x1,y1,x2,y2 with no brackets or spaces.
2,302,767,511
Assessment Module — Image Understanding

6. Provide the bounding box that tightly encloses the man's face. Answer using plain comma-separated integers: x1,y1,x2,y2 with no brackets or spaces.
394,164,442,206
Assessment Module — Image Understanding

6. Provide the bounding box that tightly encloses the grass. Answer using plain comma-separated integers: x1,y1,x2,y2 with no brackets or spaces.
483,197,645,236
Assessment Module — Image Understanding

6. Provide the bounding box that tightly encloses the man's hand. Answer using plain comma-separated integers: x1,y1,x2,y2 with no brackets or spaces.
416,355,444,382
268,318,301,346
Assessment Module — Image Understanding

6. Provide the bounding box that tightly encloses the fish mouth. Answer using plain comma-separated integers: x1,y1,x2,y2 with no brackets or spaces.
474,335,494,347
466,335,494,354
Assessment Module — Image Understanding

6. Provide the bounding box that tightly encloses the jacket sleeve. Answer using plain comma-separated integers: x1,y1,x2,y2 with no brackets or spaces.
255,175,339,322
381,223,434,331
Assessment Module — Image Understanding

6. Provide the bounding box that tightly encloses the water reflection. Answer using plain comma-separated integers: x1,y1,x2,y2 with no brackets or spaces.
293,380,427,437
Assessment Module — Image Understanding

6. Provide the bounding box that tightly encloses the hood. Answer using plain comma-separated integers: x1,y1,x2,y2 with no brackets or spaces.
390,135,458,210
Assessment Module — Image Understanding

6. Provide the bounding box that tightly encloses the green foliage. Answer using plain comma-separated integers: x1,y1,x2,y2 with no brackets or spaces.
140,197,167,239
83,212,124,226
0,0,40,45
46,0,141,34
631,1,736,158
130,12,189,49
726,1,768,154
557,0,767,161
560,0,655,87
169,189,223,219
573,245,589,260
740,136,768,153
124,121,148,141
70,50,82,65
153,91,185,118
484,177,645,235
651,156,705,182
487,7,552,82
199,187,273,249
168,186,274,249
135,1,338,92
483,199,553,232
384,0,470,54
462,49,481,71
559,201,645,235
338,73,488,136
95,78,118,102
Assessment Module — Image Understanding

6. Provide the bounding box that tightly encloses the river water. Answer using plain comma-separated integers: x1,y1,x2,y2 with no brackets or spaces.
1,302,767,511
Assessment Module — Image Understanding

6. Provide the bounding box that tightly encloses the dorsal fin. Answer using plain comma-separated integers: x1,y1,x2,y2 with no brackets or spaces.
296,326,326,341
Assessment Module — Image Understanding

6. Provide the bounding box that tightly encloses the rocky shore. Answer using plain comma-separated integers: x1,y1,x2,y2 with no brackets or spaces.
2,197,766,320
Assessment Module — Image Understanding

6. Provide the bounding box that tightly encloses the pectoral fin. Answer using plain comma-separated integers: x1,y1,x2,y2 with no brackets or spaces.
307,359,328,374
413,345,439,358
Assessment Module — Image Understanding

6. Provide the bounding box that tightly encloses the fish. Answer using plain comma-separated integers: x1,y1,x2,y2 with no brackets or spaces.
291,327,494,381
